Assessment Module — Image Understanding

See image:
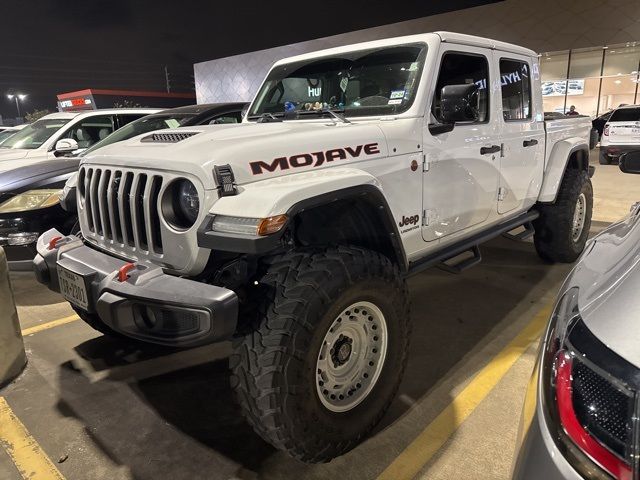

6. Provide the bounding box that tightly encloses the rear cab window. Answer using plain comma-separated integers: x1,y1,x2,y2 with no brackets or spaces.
609,108,640,122
499,58,532,121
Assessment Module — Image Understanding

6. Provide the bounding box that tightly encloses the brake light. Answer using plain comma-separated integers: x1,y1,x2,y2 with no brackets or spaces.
604,125,610,136
554,352,632,480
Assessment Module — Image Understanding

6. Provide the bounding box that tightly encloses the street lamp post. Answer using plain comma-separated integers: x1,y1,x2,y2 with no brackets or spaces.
6,94,26,118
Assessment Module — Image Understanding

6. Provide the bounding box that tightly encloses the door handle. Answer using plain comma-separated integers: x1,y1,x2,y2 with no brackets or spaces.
480,145,501,155
523,139,538,147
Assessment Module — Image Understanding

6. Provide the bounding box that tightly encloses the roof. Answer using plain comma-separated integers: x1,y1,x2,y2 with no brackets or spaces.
274,31,537,66
40,112,81,120
37,109,159,122
434,32,536,56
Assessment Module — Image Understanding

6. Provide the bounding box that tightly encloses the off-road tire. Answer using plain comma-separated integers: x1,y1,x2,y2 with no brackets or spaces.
230,246,410,463
533,169,593,263
599,150,611,165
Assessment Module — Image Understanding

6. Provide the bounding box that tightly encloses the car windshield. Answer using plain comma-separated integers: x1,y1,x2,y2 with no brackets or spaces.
0,118,72,150
80,113,196,156
0,129,17,145
248,43,427,119
609,107,640,122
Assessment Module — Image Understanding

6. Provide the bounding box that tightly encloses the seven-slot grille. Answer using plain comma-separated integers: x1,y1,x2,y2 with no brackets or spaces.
78,166,163,255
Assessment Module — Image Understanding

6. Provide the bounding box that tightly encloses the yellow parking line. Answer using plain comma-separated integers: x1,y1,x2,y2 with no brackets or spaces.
21,315,79,336
377,304,552,480
0,397,66,480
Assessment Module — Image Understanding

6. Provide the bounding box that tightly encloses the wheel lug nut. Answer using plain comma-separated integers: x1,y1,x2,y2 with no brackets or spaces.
369,361,374,366
364,373,369,378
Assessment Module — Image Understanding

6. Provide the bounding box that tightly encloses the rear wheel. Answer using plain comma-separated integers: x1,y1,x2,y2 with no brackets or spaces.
533,169,593,263
598,150,610,165
230,246,410,462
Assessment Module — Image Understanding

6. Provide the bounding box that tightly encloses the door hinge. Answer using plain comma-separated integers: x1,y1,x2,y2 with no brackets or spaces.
422,153,429,172
423,209,438,226
498,187,507,201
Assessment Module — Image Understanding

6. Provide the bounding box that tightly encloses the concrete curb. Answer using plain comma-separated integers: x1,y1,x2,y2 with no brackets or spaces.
0,247,27,388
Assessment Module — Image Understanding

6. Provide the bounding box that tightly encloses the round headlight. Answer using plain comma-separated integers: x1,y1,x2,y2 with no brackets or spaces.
161,179,200,230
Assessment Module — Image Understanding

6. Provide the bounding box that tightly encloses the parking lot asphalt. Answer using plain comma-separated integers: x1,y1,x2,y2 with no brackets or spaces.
1,152,636,480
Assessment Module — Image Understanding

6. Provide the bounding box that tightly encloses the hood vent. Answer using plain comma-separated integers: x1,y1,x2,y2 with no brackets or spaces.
141,132,199,143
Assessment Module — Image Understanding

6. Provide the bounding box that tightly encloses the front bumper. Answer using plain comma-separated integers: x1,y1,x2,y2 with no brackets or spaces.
600,144,639,159
34,229,239,347
0,205,74,271
513,405,583,480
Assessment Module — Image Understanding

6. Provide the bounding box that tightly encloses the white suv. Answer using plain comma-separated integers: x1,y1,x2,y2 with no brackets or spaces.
599,104,640,164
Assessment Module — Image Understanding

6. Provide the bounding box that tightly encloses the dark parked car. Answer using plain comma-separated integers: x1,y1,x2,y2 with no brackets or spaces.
0,103,247,270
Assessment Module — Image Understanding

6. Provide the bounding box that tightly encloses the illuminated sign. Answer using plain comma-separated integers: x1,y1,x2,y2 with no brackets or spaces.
59,97,93,109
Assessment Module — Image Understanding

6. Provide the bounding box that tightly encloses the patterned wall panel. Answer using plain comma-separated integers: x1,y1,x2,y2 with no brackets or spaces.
195,0,640,104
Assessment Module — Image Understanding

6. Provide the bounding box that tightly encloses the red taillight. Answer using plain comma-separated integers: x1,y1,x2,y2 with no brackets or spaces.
555,353,632,480
604,125,610,136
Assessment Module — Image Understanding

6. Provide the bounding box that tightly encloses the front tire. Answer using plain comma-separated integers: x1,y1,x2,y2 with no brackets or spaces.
533,169,593,263
230,246,410,462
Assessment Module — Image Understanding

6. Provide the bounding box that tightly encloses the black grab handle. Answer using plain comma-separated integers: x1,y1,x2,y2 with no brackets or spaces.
480,145,501,155
523,139,539,147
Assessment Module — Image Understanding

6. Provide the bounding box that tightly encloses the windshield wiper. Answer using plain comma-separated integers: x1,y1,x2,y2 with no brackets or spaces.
296,108,351,124
248,113,283,123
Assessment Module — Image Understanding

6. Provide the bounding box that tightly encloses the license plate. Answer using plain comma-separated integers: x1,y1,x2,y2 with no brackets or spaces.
58,267,89,310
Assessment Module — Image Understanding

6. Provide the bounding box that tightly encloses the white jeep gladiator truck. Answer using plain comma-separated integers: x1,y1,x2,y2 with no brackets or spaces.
34,32,593,462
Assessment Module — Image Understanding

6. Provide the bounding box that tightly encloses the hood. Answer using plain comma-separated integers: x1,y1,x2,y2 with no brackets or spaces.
0,156,79,194
570,208,640,368
0,149,30,161
82,121,390,189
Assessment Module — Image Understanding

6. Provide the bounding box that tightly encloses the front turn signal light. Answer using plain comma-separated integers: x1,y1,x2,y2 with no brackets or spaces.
257,215,288,236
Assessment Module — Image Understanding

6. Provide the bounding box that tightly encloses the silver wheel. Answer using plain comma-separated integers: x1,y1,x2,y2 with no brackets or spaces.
316,301,388,413
572,193,587,242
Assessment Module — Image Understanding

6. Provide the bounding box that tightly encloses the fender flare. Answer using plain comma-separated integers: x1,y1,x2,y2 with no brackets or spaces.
197,182,407,270
538,140,590,203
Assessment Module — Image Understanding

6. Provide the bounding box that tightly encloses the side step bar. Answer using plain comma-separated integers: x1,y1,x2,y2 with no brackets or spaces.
502,221,535,241
437,245,482,274
406,210,540,277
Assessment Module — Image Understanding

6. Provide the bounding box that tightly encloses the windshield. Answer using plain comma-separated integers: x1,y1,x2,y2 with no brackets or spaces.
0,118,72,150
0,129,17,145
80,113,196,156
249,43,426,119
609,108,640,122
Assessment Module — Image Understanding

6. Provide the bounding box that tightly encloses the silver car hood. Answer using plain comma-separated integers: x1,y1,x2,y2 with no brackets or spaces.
569,206,640,368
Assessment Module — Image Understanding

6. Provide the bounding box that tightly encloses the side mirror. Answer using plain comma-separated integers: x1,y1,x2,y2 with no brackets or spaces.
619,151,640,174
54,138,79,156
441,84,480,124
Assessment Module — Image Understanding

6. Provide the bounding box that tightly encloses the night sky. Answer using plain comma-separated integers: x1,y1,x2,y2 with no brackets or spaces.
0,0,499,120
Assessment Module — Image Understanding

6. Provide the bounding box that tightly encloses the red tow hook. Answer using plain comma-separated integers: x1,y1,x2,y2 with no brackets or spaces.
47,236,63,250
117,262,136,282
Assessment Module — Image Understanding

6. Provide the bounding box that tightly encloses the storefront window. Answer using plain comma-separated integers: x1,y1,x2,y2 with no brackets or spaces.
540,43,640,117
598,75,637,114
603,44,640,76
540,51,569,82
